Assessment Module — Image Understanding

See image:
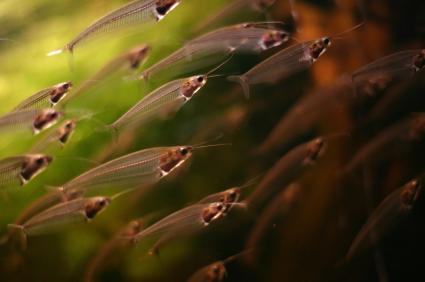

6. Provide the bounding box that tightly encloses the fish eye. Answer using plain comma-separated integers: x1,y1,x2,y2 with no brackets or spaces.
315,138,324,146
212,265,220,273
180,147,188,155
98,199,107,206
411,180,421,188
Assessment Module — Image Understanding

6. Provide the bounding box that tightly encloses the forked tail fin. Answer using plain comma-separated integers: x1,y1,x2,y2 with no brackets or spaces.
227,75,251,99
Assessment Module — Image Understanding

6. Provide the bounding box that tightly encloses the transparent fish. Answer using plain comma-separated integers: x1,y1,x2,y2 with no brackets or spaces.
346,179,421,261
58,145,194,200
8,143,227,237
141,22,289,80
0,154,52,187
228,23,364,97
366,71,425,125
47,0,180,55
113,58,231,131
246,137,328,208
342,114,425,175
145,202,245,255
69,44,150,100
244,183,301,264
7,196,111,250
111,76,206,131
12,82,72,111
30,120,77,153
256,76,353,154
352,49,425,96
124,202,229,247
0,108,62,135
198,187,242,214
198,177,259,214
84,218,147,282
188,250,251,282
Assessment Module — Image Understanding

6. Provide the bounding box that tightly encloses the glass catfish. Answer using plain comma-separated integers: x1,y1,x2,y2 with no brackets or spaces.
140,22,289,80
256,76,353,154
197,177,260,214
0,154,52,187
56,145,195,200
9,143,227,234
246,137,330,209
7,196,111,250
0,108,62,135
351,49,425,96
12,82,72,111
187,250,251,282
122,202,234,254
142,196,245,255
342,114,425,175
30,119,77,153
84,218,148,282
47,0,180,55
245,183,301,264
68,44,150,101
228,23,363,97
111,58,231,132
345,179,421,261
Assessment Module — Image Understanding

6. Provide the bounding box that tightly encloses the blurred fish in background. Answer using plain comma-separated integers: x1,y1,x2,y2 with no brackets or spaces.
0,0,424,282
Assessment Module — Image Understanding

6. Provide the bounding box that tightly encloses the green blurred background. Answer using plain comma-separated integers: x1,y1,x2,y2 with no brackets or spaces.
1,0,425,281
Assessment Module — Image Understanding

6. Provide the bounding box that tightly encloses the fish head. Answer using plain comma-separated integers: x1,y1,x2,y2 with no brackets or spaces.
309,37,331,60
128,44,150,69
413,49,425,72
154,0,181,21
304,137,325,164
400,179,421,210
409,114,425,140
33,109,62,134
181,76,207,99
58,120,76,144
84,196,111,219
220,187,241,212
206,262,226,282
50,82,72,104
20,154,53,185
159,146,193,176
259,30,290,50
201,202,225,225
123,219,145,236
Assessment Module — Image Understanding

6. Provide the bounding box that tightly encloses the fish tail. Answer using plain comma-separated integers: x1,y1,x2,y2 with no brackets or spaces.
227,75,250,98
7,224,27,251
